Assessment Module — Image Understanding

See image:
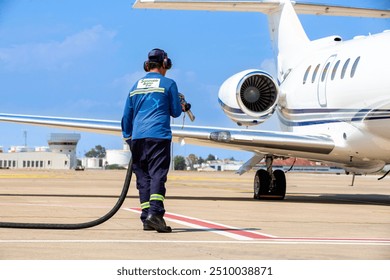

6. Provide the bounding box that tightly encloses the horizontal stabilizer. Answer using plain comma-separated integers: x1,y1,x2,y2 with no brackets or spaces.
133,0,390,18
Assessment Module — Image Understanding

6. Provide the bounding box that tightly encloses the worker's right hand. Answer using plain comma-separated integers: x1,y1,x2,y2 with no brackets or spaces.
182,102,191,112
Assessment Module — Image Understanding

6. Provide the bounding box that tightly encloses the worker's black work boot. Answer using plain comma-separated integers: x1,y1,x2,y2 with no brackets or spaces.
144,214,172,233
143,223,155,231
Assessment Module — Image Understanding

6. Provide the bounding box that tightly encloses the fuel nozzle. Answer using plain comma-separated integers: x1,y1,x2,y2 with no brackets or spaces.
179,93,195,122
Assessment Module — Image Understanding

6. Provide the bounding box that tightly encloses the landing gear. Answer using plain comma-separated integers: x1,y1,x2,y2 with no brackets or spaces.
253,156,286,200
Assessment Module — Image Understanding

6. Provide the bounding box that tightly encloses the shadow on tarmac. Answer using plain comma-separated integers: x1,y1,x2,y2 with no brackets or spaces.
0,193,389,206
170,227,262,233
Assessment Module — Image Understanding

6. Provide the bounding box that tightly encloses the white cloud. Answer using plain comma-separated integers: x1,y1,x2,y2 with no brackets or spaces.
167,68,197,83
112,70,144,91
0,25,116,71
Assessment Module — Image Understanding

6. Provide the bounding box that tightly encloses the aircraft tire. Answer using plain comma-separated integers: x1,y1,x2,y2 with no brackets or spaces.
254,169,286,200
272,169,286,200
253,169,270,199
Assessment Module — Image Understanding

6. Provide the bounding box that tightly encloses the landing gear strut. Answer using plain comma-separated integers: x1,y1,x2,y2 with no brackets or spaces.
253,155,286,200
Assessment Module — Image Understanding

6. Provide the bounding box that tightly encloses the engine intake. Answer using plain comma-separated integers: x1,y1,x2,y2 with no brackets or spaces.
239,73,278,114
219,69,279,126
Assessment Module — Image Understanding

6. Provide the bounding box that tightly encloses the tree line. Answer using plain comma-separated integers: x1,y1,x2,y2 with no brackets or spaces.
84,146,234,171
174,154,236,170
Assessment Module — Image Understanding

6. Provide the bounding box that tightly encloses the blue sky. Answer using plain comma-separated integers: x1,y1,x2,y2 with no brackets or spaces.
0,0,389,160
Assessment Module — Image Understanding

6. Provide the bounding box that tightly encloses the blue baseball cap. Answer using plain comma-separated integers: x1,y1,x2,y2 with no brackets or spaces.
148,48,167,63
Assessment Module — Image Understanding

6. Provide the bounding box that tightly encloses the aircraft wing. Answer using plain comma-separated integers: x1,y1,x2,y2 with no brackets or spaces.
0,113,334,157
132,0,390,18
0,113,122,135
172,124,334,156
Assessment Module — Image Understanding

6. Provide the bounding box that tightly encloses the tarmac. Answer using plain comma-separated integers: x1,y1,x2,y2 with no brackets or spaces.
0,169,389,260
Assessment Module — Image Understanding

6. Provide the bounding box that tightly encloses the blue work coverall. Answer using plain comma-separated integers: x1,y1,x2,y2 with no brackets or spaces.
121,72,182,222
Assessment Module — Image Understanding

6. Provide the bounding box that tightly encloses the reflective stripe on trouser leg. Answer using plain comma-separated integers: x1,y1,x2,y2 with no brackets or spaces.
141,201,150,210
150,194,165,202
150,193,165,217
140,201,150,223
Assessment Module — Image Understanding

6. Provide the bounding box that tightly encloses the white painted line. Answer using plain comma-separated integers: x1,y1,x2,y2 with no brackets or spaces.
1,203,389,246
122,208,390,245
0,239,389,246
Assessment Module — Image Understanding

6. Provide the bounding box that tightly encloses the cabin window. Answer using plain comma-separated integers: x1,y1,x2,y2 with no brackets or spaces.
321,62,330,82
350,56,360,78
312,64,320,83
341,58,350,79
303,65,311,84
331,60,340,80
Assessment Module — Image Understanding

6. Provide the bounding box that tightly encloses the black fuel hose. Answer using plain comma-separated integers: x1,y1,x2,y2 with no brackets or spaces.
0,159,132,230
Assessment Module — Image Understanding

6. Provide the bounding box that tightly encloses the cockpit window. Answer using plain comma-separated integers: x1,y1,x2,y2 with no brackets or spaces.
303,65,311,84
350,56,360,78
341,58,350,79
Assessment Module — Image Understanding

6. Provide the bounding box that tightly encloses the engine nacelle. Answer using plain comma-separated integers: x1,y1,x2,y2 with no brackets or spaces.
218,69,279,126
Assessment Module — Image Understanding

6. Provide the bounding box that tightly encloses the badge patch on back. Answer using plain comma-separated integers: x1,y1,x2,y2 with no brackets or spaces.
137,78,160,89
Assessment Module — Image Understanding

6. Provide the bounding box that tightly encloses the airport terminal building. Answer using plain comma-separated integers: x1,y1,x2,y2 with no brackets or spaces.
0,133,131,170
0,133,80,170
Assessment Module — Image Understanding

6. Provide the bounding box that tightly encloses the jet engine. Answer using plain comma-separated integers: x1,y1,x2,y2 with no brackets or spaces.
218,69,279,126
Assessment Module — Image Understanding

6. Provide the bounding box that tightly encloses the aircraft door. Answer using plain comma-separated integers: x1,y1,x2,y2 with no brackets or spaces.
317,54,337,107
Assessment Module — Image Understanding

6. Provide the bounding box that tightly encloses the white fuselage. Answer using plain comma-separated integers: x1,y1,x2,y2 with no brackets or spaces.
278,31,390,172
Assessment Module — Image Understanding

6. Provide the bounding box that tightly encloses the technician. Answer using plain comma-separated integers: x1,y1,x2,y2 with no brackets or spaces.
121,48,185,233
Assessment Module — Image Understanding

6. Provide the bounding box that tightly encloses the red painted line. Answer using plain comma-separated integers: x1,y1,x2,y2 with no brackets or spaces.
128,208,390,243
129,207,272,240
164,212,272,240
